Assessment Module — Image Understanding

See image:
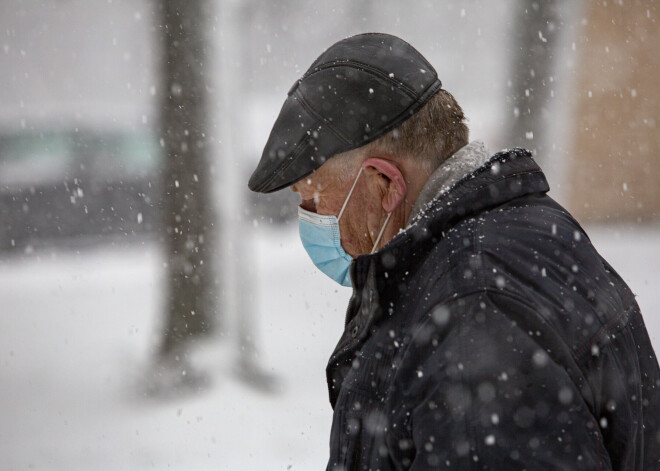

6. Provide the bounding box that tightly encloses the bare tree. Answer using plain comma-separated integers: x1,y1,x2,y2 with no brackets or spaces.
157,0,217,363
506,0,561,166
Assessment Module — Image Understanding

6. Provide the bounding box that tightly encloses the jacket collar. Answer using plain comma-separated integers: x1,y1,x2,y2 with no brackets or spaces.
351,146,550,306
410,140,492,222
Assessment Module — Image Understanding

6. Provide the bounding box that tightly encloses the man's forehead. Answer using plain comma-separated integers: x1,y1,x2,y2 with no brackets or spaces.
290,159,345,191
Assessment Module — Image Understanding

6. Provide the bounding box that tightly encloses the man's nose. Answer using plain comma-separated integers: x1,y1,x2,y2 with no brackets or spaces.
291,185,317,213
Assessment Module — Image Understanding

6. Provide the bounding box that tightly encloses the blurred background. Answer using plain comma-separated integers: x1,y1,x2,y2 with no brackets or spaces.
0,0,658,469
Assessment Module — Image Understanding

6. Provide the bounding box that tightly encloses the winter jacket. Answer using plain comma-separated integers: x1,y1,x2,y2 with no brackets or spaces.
325,146,660,470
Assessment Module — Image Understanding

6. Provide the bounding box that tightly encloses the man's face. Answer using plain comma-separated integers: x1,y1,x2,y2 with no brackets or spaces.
290,160,386,258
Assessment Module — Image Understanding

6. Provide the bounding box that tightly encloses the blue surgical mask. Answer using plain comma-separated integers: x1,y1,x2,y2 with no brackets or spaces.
298,168,392,287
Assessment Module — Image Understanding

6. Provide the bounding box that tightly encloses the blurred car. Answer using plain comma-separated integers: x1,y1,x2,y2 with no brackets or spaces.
0,129,162,251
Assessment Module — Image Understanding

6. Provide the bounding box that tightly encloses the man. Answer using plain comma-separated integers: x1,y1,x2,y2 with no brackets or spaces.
249,33,660,470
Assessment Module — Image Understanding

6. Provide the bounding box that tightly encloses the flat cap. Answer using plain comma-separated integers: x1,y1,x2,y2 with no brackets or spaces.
248,32,442,193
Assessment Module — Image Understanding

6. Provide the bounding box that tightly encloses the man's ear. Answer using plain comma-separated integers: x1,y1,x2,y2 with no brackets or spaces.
361,157,407,213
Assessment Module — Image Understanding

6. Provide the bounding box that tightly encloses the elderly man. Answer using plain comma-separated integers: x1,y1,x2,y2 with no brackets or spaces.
248,33,660,470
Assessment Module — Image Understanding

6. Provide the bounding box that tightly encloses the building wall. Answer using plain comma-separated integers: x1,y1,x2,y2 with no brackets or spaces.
569,0,659,222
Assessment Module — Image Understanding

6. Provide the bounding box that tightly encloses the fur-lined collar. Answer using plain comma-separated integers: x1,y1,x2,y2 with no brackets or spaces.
409,140,491,223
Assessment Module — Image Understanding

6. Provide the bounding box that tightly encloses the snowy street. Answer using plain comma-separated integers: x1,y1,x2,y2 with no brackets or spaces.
0,224,658,470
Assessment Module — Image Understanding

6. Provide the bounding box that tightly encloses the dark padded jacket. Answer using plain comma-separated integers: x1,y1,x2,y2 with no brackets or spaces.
326,149,660,470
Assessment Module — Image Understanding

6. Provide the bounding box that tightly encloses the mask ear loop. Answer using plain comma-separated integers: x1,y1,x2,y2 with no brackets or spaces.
371,212,392,253
337,167,364,222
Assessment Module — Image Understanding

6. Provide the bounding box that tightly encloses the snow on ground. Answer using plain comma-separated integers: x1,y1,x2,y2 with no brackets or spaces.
0,224,658,470
0,228,349,471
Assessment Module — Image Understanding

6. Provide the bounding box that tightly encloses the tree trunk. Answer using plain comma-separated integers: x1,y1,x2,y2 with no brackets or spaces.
506,0,560,166
158,0,216,357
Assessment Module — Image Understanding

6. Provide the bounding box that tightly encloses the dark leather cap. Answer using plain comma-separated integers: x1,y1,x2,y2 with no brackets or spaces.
248,32,442,193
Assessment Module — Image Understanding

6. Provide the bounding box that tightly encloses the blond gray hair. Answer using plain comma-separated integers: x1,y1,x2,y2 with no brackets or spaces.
333,89,469,178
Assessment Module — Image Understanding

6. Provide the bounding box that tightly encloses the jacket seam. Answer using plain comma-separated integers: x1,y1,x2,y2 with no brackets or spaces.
595,425,604,471
477,284,632,366
473,216,486,291
403,292,478,469
294,89,353,144
404,287,604,470
298,59,420,98
458,293,479,470
468,287,606,471
399,292,474,431
447,286,601,415
575,293,635,361
475,237,636,367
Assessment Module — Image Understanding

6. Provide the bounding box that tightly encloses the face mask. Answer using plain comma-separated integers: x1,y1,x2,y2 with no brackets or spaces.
298,167,392,287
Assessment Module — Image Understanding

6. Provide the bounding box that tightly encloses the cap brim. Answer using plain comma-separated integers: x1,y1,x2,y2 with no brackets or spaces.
248,93,351,193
